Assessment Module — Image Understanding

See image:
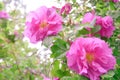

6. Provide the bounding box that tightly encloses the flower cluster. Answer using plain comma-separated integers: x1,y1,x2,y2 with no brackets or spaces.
24,3,116,80
82,12,115,38
112,0,119,3
104,0,119,3
60,3,72,15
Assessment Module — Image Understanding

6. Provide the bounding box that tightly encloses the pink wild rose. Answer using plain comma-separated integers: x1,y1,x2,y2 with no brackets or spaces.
14,30,19,37
0,11,10,19
112,0,119,3
43,78,59,80
24,6,62,43
60,3,72,15
66,37,116,80
98,16,115,38
82,12,96,31
41,74,59,80
53,78,59,80
82,12,95,24
82,12,115,38
104,0,119,3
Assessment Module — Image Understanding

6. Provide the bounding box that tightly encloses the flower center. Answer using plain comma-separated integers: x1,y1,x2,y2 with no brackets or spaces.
86,53,94,63
40,20,48,28
65,7,69,11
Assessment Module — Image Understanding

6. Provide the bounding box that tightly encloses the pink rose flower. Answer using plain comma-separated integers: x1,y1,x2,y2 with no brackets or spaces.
60,3,72,15
98,16,115,38
82,12,115,38
41,74,59,80
44,77,50,80
82,12,96,31
66,37,116,80
43,77,59,80
0,11,10,19
104,0,119,3
82,12,95,24
112,0,119,3
24,6,62,43
96,16,102,25
53,78,59,80
14,30,19,37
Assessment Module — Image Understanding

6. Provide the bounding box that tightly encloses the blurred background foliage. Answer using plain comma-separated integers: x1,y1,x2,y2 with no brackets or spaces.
0,0,120,80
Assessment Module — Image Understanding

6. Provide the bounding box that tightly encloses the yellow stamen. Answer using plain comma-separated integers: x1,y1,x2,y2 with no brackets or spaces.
86,53,94,63
40,21,48,28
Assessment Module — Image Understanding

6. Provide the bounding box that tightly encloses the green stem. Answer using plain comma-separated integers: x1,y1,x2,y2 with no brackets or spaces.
12,51,22,74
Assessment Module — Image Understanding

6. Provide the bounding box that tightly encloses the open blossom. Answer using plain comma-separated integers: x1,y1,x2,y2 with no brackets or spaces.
112,0,119,3
104,0,119,3
0,11,10,19
24,6,62,43
82,12,96,31
82,12,115,38
97,16,115,38
60,3,72,15
82,12,95,24
66,37,116,80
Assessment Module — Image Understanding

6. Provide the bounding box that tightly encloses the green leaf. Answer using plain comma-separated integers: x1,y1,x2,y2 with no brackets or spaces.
50,38,69,58
116,58,120,65
61,75,88,80
53,60,60,70
91,25,101,33
113,67,120,80
51,60,70,78
76,28,89,37
61,76,72,80
0,47,8,58
51,45,64,58
72,0,76,3
0,19,8,28
53,38,69,49
56,70,65,78
0,2,4,10
0,38,4,43
6,34,15,43
52,70,71,78
109,1,116,10
101,70,115,79
116,16,120,23
29,74,35,80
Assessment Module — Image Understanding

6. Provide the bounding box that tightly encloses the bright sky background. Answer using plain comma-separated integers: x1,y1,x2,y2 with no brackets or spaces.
23,0,64,12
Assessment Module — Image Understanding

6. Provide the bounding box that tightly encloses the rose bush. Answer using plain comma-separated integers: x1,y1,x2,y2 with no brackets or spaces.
82,12,115,38
0,0,120,80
